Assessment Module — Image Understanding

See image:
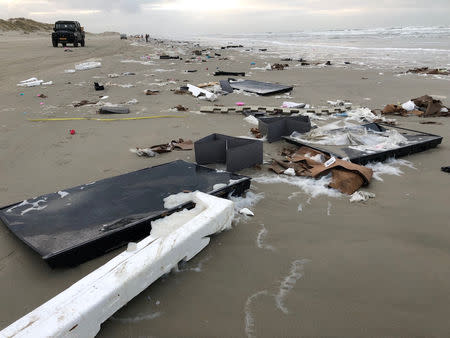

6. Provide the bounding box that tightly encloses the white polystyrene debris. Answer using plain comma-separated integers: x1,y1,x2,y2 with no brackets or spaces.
20,77,37,83
282,101,306,108
64,69,76,73
42,81,53,86
243,115,259,125
283,168,296,176
327,100,345,106
0,192,233,338
17,79,44,87
108,73,120,78
126,99,139,105
441,107,449,113
57,191,69,198
239,208,254,216
401,100,416,111
349,191,376,203
75,61,102,71
187,84,217,101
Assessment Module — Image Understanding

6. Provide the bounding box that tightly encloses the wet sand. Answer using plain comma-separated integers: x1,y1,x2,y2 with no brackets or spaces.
0,33,449,337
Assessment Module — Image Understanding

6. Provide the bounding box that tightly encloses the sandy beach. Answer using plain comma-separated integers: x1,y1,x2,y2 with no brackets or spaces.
0,32,449,337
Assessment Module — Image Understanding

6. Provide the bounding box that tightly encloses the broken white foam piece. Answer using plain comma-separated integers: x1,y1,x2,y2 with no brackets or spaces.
0,192,233,338
17,80,43,87
282,101,306,108
283,168,296,176
324,157,336,168
64,69,76,73
75,61,102,71
57,191,69,198
187,84,217,101
239,208,254,216
20,77,38,83
401,100,416,111
440,107,448,113
108,73,120,78
243,115,259,125
100,96,109,100
42,81,53,86
126,98,139,105
349,191,376,203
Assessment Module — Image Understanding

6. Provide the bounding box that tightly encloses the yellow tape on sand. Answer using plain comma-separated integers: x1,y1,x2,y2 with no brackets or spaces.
28,115,186,122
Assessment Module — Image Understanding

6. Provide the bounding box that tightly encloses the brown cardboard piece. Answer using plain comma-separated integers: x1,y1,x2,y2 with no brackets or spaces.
269,146,373,195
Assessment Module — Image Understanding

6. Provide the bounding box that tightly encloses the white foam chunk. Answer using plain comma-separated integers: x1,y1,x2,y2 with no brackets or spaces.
75,61,102,71
243,115,259,125
0,192,234,338
239,208,254,216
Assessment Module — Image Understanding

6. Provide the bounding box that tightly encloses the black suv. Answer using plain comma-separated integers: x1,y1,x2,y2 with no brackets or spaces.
52,21,85,47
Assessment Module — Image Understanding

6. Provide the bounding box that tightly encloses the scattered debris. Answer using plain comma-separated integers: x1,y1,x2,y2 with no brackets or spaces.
197,81,219,88
239,208,254,216
282,102,306,108
133,139,193,156
94,82,104,91
98,107,130,114
271,63,288,70
407,67,449,76
17,77,44,87
37,94,47,98
349,191,376,203
258,116,311,143
160,55,179,59
73,100,98,107
269,146,373,195
195,134,263,172
382,95,448,117
441,166,450,173
75,61,101,71
229,80,293,96
214,71,245,76
420,121,443,125
174,104,188,111
144,89,159,95
187,84,217,101
250,128,263,138
69,129,76,135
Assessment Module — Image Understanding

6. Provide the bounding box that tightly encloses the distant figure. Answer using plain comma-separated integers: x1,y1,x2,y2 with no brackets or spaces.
145,34,149,43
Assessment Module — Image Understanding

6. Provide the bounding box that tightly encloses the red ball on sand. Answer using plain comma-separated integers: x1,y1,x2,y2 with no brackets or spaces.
69,129,76,135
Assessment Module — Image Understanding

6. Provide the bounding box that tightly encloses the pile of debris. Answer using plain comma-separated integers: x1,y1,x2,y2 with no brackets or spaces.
269,146,373,195
407,67,449,76
382,95,449,117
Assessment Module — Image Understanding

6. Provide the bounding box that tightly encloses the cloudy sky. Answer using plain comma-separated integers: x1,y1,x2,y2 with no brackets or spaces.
1,0,449,35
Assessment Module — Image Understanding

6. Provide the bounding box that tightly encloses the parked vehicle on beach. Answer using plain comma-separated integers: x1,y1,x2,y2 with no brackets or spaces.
52,21,85,47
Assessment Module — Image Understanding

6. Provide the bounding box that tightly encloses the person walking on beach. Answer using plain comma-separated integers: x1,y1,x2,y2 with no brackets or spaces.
145,34,149,43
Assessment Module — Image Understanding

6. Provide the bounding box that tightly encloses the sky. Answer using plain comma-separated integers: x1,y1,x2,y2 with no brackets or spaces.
1,0,450,36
